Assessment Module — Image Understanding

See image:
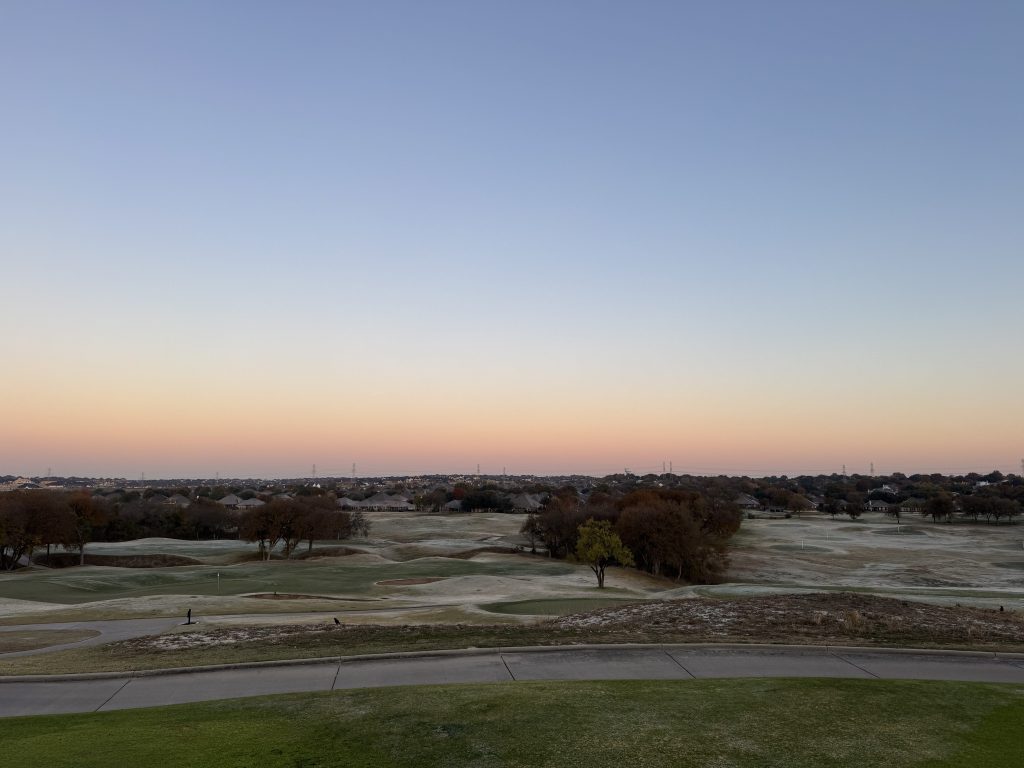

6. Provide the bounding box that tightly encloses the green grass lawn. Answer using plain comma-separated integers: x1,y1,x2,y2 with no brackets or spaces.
0,557,576,605
4,679,1023,767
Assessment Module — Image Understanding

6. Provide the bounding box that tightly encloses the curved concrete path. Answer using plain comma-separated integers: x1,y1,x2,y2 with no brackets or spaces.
2,644,1024,718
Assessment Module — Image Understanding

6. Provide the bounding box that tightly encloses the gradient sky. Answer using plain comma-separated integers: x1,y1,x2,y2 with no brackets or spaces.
1,1,1022,479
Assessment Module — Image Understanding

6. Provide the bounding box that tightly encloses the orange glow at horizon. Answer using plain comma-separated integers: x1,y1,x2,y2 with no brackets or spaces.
4,359,1020,477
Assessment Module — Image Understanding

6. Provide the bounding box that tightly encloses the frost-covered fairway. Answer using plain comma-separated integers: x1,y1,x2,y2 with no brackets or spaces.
3,510,1024,627
0,510,668,625
723,512,1024,609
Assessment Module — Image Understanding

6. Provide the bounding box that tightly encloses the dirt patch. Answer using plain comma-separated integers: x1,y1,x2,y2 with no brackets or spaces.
32,553,202,568
377,578,445,586
551,592,1024,646
293,547,361,560
226,547,361,564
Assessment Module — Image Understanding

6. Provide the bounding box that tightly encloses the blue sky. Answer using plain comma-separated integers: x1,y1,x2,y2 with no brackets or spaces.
1,1,1021,478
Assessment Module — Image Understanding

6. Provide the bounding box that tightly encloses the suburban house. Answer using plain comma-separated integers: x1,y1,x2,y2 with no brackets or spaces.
337,493,415,511
900,497,926,515
734,493,761,510
509,493,544,512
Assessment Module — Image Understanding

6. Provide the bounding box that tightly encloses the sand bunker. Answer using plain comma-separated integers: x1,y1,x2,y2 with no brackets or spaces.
377,578,445,586
248,593,352,601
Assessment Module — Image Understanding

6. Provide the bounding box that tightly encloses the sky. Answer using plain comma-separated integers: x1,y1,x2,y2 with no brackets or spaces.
1,1,1022,479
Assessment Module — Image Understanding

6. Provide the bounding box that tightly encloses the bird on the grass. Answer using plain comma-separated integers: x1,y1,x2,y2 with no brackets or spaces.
334,617,341,625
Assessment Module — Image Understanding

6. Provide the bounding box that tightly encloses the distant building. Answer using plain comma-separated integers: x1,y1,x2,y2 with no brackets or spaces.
0,477,41,492
509,493,543,512
337,493,414,511
900,497,926,514
734,493,761,510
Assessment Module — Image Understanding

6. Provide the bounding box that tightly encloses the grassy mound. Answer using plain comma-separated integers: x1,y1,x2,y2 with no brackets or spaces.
0,556,576,605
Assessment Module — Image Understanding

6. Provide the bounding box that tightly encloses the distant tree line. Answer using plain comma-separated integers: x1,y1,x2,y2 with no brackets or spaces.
0,490,369,570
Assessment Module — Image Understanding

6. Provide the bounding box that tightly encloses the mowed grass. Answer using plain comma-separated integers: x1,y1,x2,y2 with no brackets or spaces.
4,679,1023,767
0,556,576,605
0,629,99,653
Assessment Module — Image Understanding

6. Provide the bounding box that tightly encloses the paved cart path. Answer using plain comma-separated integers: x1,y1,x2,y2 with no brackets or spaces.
0,618,184,658
2,645,1024,718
